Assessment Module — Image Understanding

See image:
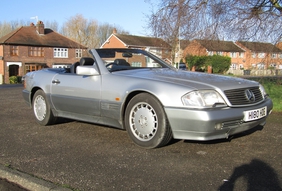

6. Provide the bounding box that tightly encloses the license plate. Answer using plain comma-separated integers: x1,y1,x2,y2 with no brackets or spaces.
243,106,267,122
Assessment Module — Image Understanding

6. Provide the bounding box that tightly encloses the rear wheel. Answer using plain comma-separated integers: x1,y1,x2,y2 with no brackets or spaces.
125,93,172,148
32,90,56,125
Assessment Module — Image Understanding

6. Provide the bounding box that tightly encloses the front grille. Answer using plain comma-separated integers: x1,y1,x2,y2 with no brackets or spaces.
224,87,263,106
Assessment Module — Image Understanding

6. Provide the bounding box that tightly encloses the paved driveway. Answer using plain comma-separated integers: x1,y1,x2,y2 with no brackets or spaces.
0,86,281,191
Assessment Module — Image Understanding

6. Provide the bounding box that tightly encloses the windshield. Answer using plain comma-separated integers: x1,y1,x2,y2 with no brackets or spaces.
96,48,172,72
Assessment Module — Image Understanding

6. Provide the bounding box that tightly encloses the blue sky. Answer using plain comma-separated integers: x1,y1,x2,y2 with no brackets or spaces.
1,0,154,36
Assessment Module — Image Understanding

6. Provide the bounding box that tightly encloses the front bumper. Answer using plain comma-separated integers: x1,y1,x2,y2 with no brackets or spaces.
165,98,273,141
22,89,31,107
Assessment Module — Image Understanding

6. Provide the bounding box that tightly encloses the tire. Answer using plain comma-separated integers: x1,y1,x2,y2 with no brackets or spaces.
125,93,172,148
32,90,57,126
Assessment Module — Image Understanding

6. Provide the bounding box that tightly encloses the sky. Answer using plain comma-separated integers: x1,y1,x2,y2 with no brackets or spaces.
1,0,155,36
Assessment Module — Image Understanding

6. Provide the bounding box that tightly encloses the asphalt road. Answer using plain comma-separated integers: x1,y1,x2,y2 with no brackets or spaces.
0,85,281,191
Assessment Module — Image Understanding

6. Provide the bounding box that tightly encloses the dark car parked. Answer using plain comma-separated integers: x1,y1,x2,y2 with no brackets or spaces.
179,63,187,70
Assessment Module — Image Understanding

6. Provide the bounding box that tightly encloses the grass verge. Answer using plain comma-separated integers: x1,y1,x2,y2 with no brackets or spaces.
248,77,282,112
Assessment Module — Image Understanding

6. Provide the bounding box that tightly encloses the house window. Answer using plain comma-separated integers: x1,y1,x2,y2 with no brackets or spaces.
25,64,45,74
10,46,19,56
207,51,213,56
54,48,68,58
150,48,162,57
258,53,265,58
251,63,256,68
230,63,237,69
76,49,82,58
216,51,223,56
257,63,265,69
239,64,244,69
279,54,282,59
269,63,276,68
132,62,142,67
252,53,256,58
271,53,277,58
230,52,237,58
29,47,44,57
239,52,244,58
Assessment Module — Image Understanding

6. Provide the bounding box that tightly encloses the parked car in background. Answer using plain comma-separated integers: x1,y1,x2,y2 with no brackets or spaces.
22,48,273,148
179,63,187,70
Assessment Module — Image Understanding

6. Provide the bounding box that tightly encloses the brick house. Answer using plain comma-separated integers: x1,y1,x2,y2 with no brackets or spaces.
276,42,282,57
183,39,245,70
100,30,171,61
235,41,282,69
0,21,88,84
181,39,282,71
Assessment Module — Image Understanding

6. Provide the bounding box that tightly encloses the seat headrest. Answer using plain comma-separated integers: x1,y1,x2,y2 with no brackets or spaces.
114,59,130,66
80,57,94,66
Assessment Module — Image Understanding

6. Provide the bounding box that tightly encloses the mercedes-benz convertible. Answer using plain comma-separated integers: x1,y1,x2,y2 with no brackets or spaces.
22,48,273,148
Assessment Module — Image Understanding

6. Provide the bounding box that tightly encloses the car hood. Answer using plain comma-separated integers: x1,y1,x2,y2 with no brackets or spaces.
114,68,259,90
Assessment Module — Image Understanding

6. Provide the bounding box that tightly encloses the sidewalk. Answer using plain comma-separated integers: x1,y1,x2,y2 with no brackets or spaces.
0,84,23,89
0,165,72,191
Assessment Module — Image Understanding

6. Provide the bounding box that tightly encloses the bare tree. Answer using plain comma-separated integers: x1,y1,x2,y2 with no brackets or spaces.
60,14,99,48
44,20,59,32
97,23,130,47
147,0,282,62
0,20,31,37
0,21,13,37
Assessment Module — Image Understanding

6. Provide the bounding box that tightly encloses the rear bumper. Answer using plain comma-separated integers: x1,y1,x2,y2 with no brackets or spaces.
165,98,273,141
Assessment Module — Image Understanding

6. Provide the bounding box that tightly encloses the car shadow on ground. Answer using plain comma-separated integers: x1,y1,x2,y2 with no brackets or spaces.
218,158,282,191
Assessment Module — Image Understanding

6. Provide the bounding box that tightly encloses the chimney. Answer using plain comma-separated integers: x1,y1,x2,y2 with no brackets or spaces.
36,21,44,35
113,28,117,34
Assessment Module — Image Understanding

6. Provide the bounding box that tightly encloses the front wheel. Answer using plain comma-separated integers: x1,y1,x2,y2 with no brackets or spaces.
32,90,57,126
125,93,172,148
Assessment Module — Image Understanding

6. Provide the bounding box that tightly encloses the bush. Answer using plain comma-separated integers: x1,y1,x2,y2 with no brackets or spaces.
9,76,21,84
208,55,231,74
185,55,231,74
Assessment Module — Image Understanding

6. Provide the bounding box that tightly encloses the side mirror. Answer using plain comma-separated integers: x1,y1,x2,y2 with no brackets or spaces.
76,66,99,75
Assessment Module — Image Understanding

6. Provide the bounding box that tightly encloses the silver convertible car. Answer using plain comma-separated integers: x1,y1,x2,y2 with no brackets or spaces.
22,48,273,148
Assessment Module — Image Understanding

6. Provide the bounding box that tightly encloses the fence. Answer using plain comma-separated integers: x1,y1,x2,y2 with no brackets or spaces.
226,69,282,76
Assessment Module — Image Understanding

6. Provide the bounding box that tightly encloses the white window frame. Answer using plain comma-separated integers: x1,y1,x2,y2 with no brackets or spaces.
76,49,82,58
257,63,265,69
54,48,68,58
258,52,265,58
207,51,213,56
230,63,237,69
132,62,142,67
216,51,223,56
252,53,256,58
269,63,276,68
271,53,277,59
230,52,237,58
239,52,244,58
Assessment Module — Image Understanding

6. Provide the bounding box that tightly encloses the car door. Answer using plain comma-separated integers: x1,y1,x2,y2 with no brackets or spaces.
50,73,101,116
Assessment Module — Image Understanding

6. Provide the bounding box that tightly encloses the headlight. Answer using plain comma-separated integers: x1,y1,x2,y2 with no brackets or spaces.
182,90,226,107
259,84,268,98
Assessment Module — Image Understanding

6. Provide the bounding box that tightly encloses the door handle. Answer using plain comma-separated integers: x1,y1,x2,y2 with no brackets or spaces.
52,79,60,84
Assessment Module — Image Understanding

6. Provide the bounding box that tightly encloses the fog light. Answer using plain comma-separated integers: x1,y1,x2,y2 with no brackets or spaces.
215,123,222,130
